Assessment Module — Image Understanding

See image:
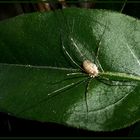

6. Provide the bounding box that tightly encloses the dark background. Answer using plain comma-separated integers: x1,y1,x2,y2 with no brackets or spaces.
0,111,140,137
0,0,140,137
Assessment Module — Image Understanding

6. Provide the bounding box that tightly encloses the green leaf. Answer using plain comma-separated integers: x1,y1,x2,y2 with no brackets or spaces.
0,8,140,131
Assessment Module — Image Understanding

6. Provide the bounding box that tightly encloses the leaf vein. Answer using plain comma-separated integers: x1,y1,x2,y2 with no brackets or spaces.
126,44,140,67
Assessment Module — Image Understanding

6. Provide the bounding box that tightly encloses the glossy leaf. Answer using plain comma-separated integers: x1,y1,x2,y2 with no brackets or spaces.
0,8,140,131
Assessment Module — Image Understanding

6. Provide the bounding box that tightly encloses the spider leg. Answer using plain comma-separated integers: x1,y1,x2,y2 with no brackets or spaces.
96,58,104,72
50,6,83,71
94,18,109,73
55,10,84,71
62,44,84,71
66,72,86,76
120,0,127,13
84,77,92,121
50,73,88,85
17,76,89,115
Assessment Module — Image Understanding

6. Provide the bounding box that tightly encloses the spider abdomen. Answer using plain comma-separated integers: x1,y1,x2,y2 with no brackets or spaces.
83,60,99,77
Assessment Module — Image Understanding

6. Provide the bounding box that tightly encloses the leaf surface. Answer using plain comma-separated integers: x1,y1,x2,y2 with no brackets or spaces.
0,8,140,131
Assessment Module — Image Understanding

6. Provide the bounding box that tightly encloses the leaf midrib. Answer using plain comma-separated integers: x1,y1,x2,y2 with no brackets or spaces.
100,72,140,82
0,63,79,71
1,63,140,82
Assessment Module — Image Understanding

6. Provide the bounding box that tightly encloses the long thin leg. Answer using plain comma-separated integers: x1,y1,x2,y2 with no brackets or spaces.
96,58,104,72
59,9,95,73
17,77,89,114
49,74,88,85
84,77,92,121
62,44,84,71
55,9,84,71
120,0,127,13
7,119,11,132
66,72,86,76
96,20,108,59
52,4,106,73
47,76,89,96
94,21,108,73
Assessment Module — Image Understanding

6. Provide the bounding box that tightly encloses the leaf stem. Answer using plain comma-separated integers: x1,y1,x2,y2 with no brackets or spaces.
99,72,140,82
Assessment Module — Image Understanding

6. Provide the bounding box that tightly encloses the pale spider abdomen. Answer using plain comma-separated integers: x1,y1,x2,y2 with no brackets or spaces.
83,60,99,77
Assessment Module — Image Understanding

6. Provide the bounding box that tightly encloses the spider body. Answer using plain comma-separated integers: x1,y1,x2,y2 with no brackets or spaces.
83,60,99,78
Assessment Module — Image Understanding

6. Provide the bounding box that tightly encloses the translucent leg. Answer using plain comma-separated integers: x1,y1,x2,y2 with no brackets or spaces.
18,76,90,114
55,9,84,71
84,78,92,121
95,20,109,72
62,44,84,71
120,0,128,13
49,73,88,85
